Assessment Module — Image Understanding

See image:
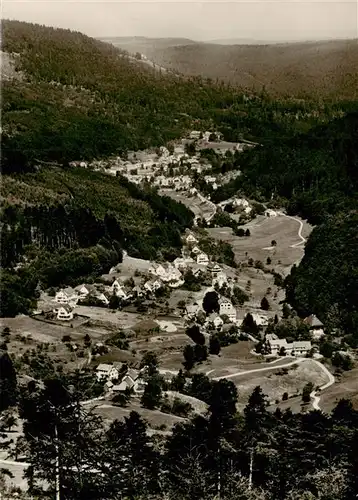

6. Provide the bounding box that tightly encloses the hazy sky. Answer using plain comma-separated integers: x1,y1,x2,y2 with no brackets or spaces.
2,0,357,42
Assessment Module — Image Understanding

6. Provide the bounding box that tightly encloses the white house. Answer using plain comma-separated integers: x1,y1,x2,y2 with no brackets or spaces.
251,313,269,327
56,305,74,321
96,363,119,382
173,256,194,270
54,287,78,305
265,334,312,357
185,233,199,245
110,280,130,300
206,313,224,329
163,264,183,282
219,298,236,322
213,272,228,288
208,262,222,275
96,293,109,306
197,253,209,265
191,246,202,255
189,130,201,140
233,198,249,208
148,263,167,280
292,341,312,357
115,369,146,393
75,284,95,300
264,209,277,217
144,279,163,294
159,146,170,157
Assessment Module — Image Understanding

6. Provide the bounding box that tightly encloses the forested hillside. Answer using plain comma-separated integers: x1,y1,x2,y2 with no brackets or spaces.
285,212,358,342
5,374,358,499
107,37,358,100
213,112,358,224
2,20,350,172
0,167,194,316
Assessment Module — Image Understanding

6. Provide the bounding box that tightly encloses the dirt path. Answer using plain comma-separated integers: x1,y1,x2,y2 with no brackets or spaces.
277,211,307,248
309,360,335,410
212,358,306,381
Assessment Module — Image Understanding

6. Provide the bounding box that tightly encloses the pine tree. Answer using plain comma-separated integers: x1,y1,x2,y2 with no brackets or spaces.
105,411,160,498
260,296,270,310
209,335,221,355
183,344,195,370
171,369,186,393
140,373,163,409
19,377,106,499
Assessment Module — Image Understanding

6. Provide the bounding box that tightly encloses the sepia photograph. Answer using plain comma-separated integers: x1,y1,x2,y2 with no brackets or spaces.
0,0,357,498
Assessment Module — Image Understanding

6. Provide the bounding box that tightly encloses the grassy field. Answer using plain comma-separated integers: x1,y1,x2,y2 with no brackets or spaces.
208,214,313,273
230,359,328,412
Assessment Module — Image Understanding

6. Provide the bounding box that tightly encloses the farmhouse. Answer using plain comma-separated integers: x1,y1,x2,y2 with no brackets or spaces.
265,334,312,357
173,256,194,270
304,314,325,339
185,233,199,245
148,263,167,279
96,364,120,382
144,279,163,294
54,287,78,304
115,369,146,393
292,341,312,357
197,252,209,265
110,279,130,300
264,209,277,217
219,298,236,322
75,284,96,300
206,313,224,329
56,305,74,321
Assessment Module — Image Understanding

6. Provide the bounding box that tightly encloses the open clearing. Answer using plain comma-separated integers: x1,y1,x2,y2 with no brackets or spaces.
207,213,313,276
311,367,358,413
227,359,329,412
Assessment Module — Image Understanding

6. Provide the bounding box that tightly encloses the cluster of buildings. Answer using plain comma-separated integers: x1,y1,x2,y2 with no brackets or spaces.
71,130,256,196
46,230,221,321
218,197,253,215
263,315,325,357
264,334,312,357
96,363,146,394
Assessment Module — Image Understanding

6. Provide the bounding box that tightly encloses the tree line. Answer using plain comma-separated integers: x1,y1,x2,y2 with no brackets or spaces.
2,371,358,499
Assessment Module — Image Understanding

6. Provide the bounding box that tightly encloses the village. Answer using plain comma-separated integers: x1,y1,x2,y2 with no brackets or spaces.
4,129,353,416
1,129,356,494
69,130,256,197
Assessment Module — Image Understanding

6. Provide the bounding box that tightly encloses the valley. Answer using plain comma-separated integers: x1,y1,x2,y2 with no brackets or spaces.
1,19,358,500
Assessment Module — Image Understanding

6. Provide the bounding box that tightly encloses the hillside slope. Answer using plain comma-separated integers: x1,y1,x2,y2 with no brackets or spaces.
213,112,358,224
107,38,358,100
2,20,245,172
285,211,358,340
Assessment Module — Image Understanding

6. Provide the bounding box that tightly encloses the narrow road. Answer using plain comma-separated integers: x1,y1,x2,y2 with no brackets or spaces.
309,360,335,411
277,212,307,248
212,358,305,381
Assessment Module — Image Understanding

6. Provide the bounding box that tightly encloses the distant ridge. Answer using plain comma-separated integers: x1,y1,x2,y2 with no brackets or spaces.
102,36,358,99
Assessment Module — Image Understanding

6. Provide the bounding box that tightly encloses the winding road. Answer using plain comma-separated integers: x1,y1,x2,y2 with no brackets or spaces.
277,211,307,248
212,357,306,381
309,359,335,410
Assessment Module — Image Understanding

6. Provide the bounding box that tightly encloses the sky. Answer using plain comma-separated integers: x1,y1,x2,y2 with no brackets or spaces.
2,0,357,42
